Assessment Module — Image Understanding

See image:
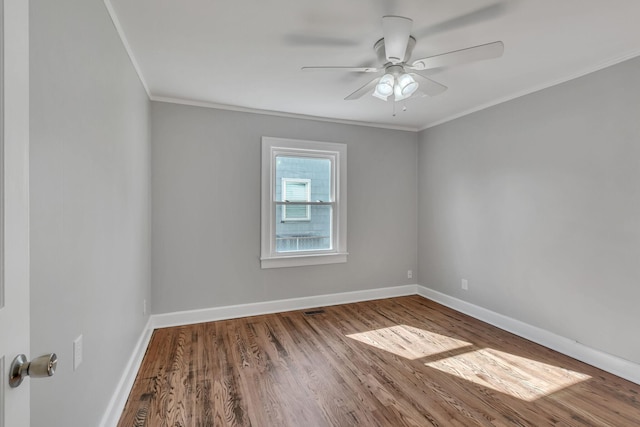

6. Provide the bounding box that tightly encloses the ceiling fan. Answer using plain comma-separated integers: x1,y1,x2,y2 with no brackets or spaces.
302,16,504,102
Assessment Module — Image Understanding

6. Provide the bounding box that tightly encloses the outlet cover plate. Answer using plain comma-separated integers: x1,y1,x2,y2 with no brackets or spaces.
73,335,83,371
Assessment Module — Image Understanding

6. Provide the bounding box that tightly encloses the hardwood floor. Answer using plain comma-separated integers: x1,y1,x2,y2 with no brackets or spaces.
118,296,640,426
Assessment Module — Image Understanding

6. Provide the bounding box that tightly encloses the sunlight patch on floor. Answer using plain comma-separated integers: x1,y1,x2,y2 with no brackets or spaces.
425,348,591,401
346,325,472,360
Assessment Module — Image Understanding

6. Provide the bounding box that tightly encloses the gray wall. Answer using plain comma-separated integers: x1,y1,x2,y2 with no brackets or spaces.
418,57,640,364
151,102,418,313
30,0,151,426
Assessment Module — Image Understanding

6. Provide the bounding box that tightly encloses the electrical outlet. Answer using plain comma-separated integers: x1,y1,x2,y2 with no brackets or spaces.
407,270,413,279
73,335,83,371
143,299,147,316
461,279,469,290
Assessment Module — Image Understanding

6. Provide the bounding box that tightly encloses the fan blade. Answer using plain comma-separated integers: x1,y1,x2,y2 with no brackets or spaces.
302,66,380,73
410,41,504,71
410,73,447,97
283,34,360,47
382,16,413,64
414,3,509,39
345,77,381,100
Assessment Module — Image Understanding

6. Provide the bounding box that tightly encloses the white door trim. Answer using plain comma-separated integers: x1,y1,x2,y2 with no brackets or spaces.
0,0,31,425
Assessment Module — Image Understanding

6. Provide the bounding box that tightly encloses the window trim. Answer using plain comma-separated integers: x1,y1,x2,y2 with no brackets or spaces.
261,136,347,269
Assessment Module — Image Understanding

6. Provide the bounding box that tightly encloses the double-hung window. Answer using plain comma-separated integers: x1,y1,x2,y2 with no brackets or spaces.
261,137,347,268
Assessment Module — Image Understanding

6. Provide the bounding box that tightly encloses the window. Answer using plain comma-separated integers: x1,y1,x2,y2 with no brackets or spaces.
261,137,347,268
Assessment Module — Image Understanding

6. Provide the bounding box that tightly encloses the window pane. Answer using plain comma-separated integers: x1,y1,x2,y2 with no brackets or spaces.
275,204,332,252
283,204,309,220
276,156,331,202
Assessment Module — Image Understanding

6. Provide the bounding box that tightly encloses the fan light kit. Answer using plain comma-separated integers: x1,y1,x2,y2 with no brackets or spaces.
302,15,504,104
373,67,419,101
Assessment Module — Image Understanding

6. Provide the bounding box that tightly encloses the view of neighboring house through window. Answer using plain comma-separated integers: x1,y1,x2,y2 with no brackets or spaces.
261,137,347,268
281,177,311,222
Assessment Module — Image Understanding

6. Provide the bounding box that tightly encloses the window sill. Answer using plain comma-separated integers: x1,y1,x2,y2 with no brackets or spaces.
260,252,348,269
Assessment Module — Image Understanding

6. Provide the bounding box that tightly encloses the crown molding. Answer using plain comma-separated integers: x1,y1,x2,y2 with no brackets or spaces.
103,0,151,98
150,96,420,132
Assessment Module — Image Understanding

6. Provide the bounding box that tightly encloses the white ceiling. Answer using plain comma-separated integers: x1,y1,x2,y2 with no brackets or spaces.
106,0,640,131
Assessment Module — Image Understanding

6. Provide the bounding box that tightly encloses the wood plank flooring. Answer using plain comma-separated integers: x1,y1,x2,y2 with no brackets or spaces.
118,296,640,426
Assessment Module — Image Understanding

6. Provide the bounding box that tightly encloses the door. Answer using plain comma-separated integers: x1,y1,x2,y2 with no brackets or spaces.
0,0,31,425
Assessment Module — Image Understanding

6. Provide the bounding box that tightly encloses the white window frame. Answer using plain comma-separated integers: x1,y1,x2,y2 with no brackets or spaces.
281,178,311,221
261,136,347,269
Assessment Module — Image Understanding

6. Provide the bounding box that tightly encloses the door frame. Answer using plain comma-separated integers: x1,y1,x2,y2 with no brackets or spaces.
1,0,31,425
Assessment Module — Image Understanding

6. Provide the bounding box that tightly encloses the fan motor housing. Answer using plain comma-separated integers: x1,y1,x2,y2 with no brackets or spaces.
384,64,406,77
374,36,416,64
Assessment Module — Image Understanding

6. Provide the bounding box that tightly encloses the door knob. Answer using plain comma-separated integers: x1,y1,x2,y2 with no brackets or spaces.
9,353,57,388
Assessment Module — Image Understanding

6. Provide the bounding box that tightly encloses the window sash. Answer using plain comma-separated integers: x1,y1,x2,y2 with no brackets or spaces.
275,201,334,205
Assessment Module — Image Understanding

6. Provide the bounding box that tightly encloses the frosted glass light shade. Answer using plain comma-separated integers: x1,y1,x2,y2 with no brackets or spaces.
373,73,395,100
397,73,418,96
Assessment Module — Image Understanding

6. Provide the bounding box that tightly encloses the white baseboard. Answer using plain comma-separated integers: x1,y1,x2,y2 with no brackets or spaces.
99,317,154,427
151,284,419,329
417,285,640,385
